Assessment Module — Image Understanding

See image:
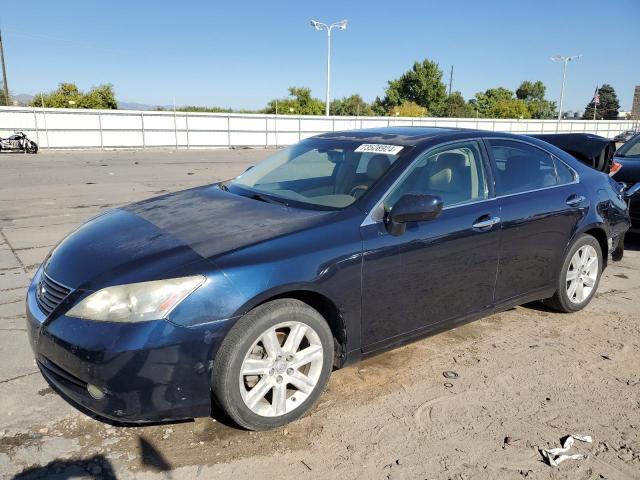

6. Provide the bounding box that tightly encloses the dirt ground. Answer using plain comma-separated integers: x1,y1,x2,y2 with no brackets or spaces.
0,149,639,480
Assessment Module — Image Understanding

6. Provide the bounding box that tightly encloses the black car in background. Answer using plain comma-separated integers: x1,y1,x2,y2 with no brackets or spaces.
531,133,617,174
613,133,640,231
614,130,638,144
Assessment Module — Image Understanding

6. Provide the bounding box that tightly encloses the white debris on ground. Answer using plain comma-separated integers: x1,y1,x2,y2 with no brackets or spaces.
540,434,593,466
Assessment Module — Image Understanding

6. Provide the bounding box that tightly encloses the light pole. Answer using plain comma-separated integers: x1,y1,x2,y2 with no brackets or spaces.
551,54,581,121
0,29,10,105
310,19,347,116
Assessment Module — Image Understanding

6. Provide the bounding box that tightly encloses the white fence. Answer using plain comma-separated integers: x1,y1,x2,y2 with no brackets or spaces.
0,106,637,150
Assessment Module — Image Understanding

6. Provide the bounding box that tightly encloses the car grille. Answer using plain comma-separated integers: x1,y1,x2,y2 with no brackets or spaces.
36,273,71,316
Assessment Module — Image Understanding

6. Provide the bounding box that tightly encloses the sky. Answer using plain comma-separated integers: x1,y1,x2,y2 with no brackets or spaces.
2,0,639,112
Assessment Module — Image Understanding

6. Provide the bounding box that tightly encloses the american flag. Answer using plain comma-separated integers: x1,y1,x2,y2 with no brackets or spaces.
593,87,600,105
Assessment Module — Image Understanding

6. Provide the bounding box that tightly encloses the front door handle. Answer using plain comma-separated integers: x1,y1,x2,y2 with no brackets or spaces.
566,195,586,207
472,215,501,231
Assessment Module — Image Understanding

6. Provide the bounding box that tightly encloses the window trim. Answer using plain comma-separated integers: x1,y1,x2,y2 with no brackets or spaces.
361,136,580,227
361,137,490,226
482,137,580,197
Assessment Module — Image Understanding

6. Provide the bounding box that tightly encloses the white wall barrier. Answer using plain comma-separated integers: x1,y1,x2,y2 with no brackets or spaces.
0,106,637,150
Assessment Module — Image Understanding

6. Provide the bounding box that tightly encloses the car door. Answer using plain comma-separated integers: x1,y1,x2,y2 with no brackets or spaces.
360,139,501,352
485,138,586,304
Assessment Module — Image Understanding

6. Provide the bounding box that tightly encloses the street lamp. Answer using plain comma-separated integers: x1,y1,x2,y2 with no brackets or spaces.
551,54,582,121
310,19,348,116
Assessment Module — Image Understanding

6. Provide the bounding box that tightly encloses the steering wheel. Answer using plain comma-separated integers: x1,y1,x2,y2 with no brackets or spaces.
349,184,369,198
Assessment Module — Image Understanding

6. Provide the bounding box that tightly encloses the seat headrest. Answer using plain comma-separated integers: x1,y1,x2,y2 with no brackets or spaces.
366,154,391,181
437,152,466,170
427,152,467,192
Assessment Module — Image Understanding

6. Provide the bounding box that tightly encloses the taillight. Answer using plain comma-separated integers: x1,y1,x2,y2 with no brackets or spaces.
609,159,622,176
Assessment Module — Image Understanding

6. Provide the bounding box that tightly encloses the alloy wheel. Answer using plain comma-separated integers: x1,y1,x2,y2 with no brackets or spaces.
239,321,324,417
566,245,599,304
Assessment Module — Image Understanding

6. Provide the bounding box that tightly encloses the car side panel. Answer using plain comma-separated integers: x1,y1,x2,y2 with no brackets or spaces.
211,215,364,362
359,200,500,351
494,183,587,303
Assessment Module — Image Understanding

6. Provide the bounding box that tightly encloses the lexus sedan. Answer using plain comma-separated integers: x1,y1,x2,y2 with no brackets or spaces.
26,127,631,430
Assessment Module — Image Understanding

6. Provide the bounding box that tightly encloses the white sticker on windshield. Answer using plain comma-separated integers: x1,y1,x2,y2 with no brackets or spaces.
354,144,404,155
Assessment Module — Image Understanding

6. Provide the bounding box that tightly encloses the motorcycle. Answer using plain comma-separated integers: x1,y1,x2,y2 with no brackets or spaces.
0,131,38,153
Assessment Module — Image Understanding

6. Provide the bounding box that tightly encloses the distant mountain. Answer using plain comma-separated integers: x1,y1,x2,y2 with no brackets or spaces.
117,101,172,111
12,93,34,105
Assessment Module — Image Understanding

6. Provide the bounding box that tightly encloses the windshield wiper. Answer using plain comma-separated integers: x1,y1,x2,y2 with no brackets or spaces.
222,183,289,205
248,192,288,206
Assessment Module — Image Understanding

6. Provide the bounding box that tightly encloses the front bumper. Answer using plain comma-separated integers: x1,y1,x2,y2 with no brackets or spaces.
26,275,233,423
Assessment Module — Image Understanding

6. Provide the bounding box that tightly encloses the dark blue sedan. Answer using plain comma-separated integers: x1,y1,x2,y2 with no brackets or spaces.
26,127,631,430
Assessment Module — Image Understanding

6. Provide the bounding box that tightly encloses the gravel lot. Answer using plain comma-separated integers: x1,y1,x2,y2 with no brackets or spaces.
1,149,639,479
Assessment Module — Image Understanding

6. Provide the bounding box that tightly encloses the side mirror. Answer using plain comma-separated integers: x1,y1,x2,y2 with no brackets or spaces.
385,193,443,236
624,183,640,199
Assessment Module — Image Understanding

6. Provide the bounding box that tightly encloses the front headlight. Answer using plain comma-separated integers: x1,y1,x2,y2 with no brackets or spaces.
66,276,205,322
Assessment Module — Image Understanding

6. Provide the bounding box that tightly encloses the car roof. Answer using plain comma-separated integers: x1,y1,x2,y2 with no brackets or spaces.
313,126,486,147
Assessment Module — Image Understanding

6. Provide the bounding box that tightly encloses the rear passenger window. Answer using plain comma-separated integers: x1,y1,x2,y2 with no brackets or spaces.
488,140,558,195
555,158,576,185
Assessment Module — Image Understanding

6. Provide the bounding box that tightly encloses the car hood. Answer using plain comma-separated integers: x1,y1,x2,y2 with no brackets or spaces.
44,185,335,290
613,156,640,184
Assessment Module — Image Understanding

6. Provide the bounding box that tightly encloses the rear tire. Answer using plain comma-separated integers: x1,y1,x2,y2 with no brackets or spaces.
544,234,602,312
212,299,333,430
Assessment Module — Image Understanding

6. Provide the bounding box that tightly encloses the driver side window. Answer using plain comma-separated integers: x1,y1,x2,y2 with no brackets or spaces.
384,141,489,210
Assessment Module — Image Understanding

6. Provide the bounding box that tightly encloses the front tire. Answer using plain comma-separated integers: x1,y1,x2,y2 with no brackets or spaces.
212,299,334,430
544,234,603,312
26,141,38,154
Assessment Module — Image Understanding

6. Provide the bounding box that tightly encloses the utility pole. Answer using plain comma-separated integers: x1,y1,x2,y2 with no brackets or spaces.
448,65,453,97
0,28,9,105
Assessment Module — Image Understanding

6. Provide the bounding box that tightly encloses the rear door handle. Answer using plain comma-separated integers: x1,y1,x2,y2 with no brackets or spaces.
472,215,501,231
566,195,586,207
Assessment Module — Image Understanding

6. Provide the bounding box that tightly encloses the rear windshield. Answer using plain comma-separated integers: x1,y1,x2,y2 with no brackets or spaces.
225,139,408,209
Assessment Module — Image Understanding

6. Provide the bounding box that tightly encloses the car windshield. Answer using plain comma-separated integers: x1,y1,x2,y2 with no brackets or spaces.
224,138,408,209
616,134,640,158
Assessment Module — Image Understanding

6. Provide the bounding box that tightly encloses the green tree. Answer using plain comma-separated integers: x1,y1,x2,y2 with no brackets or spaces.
473,87,514,117
442,91,476,118
265,87,324,115
181,105,232,113
30,82,117,109
371,96,387,116
583,84,620,120
388,101,427,117
525,99,556,119
516,80,545,101
488,99,532,119
516,80,556,119
79,84,118,109
381,59,447,115
330,94,374,116
0,89,9,106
